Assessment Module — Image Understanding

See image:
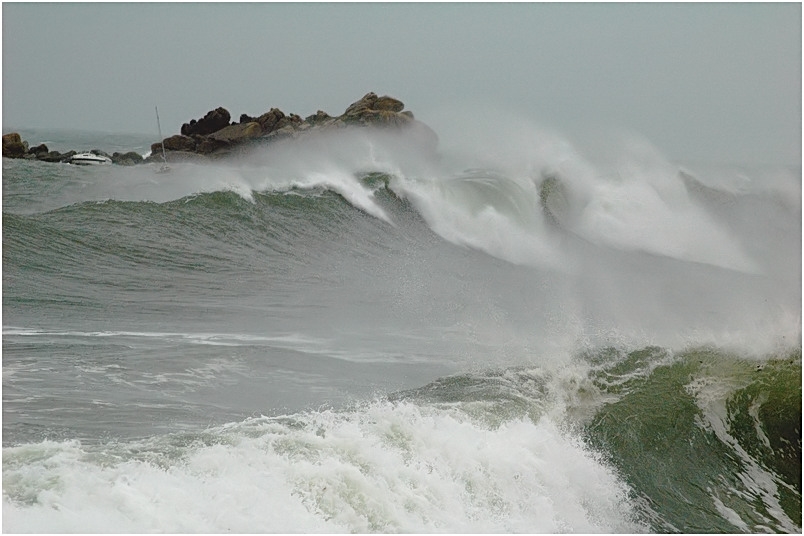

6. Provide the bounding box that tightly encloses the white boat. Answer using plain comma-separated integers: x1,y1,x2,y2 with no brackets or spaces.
70,152,112,166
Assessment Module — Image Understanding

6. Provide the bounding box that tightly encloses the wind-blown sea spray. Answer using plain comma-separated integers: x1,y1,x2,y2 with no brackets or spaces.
3,117,800,533
18,115,800,355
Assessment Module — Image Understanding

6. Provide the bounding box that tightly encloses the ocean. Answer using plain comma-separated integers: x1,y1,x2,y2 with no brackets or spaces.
2,123,801,533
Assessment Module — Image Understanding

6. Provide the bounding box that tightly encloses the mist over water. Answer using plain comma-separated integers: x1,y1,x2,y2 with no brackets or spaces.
3,115,800,532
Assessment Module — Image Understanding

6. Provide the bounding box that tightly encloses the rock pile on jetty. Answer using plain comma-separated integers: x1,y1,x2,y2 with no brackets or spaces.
2,92,437,166
1,132,142,165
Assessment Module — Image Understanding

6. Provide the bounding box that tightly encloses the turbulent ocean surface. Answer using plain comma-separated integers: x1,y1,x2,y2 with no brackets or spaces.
2,122,801,533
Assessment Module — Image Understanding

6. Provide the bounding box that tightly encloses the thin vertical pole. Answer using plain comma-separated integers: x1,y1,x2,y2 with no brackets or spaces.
155,106,167,165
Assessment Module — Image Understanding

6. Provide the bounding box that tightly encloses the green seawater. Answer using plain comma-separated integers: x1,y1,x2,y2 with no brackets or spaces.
585,347,801,532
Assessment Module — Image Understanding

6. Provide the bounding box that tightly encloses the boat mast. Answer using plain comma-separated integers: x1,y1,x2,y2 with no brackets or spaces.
155,106,167,165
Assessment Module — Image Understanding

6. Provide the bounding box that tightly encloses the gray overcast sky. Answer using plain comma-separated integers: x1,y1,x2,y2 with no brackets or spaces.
2,2,801,166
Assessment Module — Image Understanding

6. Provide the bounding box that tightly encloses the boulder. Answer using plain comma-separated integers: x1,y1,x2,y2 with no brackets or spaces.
208,122,262,143
28,143,49,156
111,151,144,166
181,107,231,136
160,134,196,153
3,132,26,158
342,92,403,115
256,108,286,133
340,92,411,127
373,109,413,127
195,137,227,155
305,110,333,125
3,132,21,145
263,124,299,142
37,150,72,163
373,96,405,113
343,92,379,116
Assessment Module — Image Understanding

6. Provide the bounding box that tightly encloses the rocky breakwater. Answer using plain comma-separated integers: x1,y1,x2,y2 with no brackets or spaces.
145,92,438,163
2,93,437,166
2,132,144,165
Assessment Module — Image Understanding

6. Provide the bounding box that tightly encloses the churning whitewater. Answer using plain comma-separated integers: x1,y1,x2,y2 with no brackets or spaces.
3,119,801,533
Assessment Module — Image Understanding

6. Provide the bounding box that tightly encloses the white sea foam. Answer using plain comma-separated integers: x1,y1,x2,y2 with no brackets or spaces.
3,400,644,533
402,120,761,273
392,171,567,270
282,168,391,223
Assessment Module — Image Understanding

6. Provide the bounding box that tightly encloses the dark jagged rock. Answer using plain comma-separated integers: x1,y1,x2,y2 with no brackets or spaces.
181,107,231,136
28,143,49,156
39,151,66,163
